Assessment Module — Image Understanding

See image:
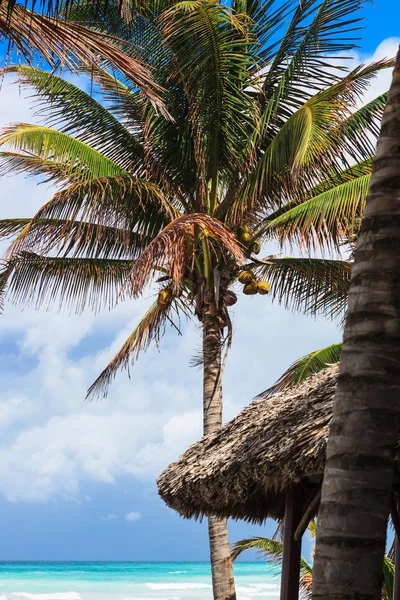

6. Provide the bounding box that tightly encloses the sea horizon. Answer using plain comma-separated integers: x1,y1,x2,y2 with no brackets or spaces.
0,560,280,600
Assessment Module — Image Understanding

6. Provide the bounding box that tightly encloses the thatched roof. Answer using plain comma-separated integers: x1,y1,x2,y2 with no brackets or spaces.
157,365,338,523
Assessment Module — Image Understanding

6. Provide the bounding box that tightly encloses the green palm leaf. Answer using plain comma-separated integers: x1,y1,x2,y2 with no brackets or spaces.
261,0,365,122
161,1,257,202
231,535,312,598
382,556,395,600
0,124,125,181
2,66,145,173
257,342,342,398
265,170,371,248
5,252,133,313
251,257,351,320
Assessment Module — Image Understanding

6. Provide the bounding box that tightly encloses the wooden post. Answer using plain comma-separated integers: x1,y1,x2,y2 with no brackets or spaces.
394,535,400,600
280,485,303,600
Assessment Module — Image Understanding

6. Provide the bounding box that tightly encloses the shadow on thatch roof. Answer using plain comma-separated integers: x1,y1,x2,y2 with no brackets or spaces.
157,365,339,524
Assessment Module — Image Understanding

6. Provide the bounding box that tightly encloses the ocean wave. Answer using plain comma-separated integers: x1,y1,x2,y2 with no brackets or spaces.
168,571,187,574
11,593,81,600
0,594,8,600
146,583,212,590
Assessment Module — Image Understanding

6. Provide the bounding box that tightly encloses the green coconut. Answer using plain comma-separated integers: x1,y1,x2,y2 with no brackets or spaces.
243,280,258,295
257,281,271,295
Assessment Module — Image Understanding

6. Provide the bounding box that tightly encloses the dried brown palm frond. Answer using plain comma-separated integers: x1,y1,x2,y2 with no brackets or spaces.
127,213,244,297
87,298,176,399
0,3,168,115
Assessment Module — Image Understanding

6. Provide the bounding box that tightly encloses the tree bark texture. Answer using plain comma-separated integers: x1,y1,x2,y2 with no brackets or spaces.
313,47,400,600
203,310,236,600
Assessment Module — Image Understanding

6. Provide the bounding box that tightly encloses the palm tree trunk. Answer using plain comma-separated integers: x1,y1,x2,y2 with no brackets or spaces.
312,47,400,600
203,309,236,600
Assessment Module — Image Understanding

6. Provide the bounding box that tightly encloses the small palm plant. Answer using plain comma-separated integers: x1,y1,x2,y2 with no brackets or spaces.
0,1,394,597
231,521,394,600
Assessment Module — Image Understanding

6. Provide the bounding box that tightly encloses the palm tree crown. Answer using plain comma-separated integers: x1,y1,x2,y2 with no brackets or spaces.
0,0,390,397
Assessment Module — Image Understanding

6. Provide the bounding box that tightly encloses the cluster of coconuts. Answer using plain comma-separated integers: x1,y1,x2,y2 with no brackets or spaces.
237,226,261,255
157,288,172,310
238,270,271,296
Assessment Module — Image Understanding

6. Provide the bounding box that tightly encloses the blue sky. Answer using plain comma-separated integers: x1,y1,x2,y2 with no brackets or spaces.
0,0,398,563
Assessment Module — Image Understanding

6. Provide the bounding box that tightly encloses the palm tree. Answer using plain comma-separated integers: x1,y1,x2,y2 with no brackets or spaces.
0,2,393,598
232,522,395,600
311,44,400,600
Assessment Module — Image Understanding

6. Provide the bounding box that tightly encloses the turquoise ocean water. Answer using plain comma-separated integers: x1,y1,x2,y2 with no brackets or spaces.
0,562,280,600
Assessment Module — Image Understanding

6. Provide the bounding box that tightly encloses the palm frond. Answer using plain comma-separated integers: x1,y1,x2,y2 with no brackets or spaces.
231,536,284,563
265,168,371,249
382,556,395,600
251,256,351,320
2,66,145,173
6,252,133,313
0,262,11,313
0,218,146,259
337,92,388,162
5,175,175,259
0,124,125,181
257,342,342,398
161,1,257,196
86,299,174,399
0,3,168,114
261,0,364,120
127,213,244,296
231,534,312,599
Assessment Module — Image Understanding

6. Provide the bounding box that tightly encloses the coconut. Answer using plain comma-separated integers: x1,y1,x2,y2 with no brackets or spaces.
238,225,252,236
243,281,258,295
238,270,254,284
257,281,271,295
224,290,238,306
250,240,261,255
240,232,252,245
158,288,171,308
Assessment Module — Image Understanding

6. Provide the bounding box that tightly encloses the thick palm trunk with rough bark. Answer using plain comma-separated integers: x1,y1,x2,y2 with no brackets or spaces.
203,310,236,600
312,48,400,600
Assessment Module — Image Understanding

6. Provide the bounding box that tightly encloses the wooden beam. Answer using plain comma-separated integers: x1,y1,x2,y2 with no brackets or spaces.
294,486,321,541
280,485,303,600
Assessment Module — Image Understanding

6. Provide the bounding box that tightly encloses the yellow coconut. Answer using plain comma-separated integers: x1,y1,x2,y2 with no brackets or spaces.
238,270,254,284
243,280,258,295
240,232,252,245
238,225,252,236
257,281,271,295
250,240,261,255
158,288,171,308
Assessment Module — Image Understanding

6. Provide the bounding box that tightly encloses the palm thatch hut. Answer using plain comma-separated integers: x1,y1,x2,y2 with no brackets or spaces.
157,365,400,600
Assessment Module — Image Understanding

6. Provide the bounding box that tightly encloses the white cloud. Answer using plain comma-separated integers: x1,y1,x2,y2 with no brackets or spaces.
101,514,118,521
125,511,141,522
0,38,395,504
